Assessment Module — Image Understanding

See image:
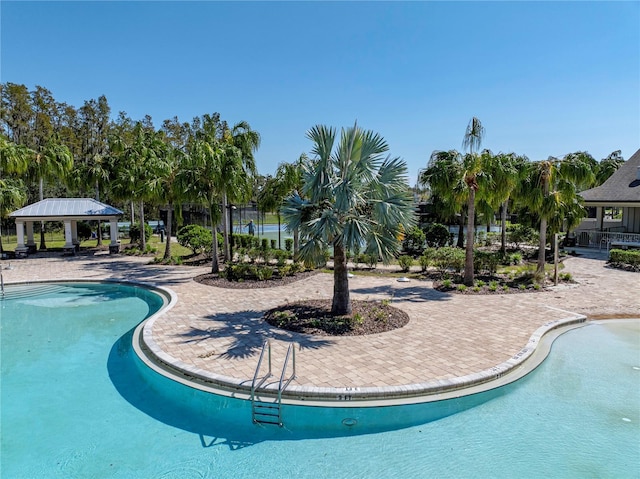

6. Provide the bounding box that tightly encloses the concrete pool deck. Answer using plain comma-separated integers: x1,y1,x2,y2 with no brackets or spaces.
4,248,639,404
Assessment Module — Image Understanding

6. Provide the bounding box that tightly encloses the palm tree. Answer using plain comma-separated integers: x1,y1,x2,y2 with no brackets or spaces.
109,122,166,251
460,117,485,285
476,151,526,254
0,135,31,253
159,117,191,260
183,114,226,273
28,136,73,249
418,150,466,247
257,154,306,251
518,154,594,277
219,121,260,262
282,124,415,315
595,150,624,186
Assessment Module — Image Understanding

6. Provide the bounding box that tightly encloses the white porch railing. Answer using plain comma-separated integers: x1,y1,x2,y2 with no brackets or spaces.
576,231,640,250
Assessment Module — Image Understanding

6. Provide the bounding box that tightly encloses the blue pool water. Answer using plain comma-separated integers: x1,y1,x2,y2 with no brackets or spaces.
1,282,638,478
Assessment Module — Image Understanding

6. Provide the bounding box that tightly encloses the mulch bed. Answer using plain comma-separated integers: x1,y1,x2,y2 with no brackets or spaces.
264,299,409,336
193,269,321,289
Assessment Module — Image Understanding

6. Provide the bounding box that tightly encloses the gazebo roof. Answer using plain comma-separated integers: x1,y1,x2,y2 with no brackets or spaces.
10,198,123,220
580,149,640,205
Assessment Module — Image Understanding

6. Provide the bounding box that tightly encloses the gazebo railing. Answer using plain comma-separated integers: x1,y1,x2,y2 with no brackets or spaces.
576,231,640,249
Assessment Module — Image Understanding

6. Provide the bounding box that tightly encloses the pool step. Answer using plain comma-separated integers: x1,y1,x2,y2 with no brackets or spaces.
0,284,70,300
252,400,282,426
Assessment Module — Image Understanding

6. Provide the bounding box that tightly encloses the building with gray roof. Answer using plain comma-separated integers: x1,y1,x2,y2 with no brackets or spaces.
579,149,640,234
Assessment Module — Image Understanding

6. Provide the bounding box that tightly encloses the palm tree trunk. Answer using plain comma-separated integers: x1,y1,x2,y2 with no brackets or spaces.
221,193,230,262
537,217,547,277
130,201,135,223
331,242,351,316
500,200,508,254
464,190,476,286
293,228,300,258
210,204,220,274
277,214,281,250
39,176,47,250
163,202,173,260
139,202,146,250
96,181,102,246
457,213,464,248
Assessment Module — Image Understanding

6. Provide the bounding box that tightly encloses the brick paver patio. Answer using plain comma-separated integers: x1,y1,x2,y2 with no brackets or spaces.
4,248,638,402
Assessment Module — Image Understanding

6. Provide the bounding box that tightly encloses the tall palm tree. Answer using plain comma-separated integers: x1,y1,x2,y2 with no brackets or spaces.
460,117,485,285
109,122,166,250
159,117,191,260
183,114,226,273
258,154,306,251
28,136,73,249
476,151,526,254
0,135,31,253
219,121,260,261
518,154,594,277
418,150,467,247
282,124,415,315
595,150,624,186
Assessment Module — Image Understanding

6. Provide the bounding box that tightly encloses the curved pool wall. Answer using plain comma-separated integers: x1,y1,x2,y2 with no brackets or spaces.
135,299,586,406
131,345,506,436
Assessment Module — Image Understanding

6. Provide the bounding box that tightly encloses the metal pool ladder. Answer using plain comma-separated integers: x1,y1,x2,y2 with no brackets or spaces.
250,340,297,427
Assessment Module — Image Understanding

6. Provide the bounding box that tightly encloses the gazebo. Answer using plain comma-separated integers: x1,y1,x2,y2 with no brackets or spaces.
10,198,123,256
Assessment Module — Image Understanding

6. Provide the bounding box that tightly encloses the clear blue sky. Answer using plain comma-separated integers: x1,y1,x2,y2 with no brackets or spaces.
2,1,639,184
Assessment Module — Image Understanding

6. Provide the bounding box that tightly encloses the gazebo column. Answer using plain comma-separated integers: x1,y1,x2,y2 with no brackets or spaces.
15,221,28,257
26,221,37,253
109,219,120,254
71,220,79,250
597,207,605,231
62,220,76,255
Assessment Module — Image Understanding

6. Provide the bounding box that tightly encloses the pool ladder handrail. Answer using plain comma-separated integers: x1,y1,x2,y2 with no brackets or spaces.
251,341,297,427
250,339,273,402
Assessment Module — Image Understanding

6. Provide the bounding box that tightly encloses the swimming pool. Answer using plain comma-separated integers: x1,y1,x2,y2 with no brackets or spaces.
1,282,638,478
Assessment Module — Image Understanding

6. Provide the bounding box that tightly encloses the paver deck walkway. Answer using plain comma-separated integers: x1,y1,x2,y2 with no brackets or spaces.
4,249,639,402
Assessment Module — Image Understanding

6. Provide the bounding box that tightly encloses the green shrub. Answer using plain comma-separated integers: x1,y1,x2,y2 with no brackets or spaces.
507,252,523,265
433,247,465,275
130,222,153,244
272,249,289,267
485,232,500,246
560,272,573,281
177,224,213,255
457,284,467,292
507,224,537,248
256,266,274,281
489,281,498,292
609,249,640,270
77,221,92,241
285,238,293,252
291,262,302,274
279,264,293,276
474,250,500,276
402,226,426,256
441,279,453,289
270,239,277,249
418,253,430,272
261,238,269,250
397,255,414,272
424,223,450,248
